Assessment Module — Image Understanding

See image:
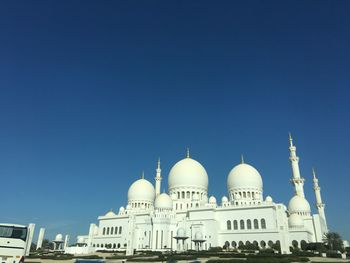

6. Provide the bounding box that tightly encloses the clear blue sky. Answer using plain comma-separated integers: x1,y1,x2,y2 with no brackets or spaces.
0,1,349,242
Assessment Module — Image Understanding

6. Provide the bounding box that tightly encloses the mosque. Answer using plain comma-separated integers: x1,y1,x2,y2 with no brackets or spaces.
65,135,328,255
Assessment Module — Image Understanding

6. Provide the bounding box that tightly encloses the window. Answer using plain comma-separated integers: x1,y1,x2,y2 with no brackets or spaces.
240,220,245,229
177,192,180,199
106,227,109,235
261,219,266,229
0,226,27,241
233,220,238,230
186,191,190,198
119,227,122,234
182,191,185,198
227,220,232,230
103,227,106,235
254,219,259,229
243,192,246,198
115,227,118,234
247,219,252,229
231,241,237,248
260,240,266,248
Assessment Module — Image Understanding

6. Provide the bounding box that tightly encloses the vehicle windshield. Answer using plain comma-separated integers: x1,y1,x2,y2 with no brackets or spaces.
0,226,27,241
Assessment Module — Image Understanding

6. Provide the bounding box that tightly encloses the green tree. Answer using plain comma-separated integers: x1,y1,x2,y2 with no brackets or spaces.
325,232,344,252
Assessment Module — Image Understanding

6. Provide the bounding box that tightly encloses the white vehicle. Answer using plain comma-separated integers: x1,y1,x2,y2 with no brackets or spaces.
0,224,35,263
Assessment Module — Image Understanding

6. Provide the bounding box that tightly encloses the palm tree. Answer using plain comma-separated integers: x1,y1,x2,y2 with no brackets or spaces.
325,232,343,251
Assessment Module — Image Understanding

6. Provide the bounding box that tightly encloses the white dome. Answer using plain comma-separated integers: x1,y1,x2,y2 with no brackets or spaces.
288,195,311,215
288,213,304,228
265,196,273,202
55,234,63,241
119,206,125,213
176,228,186,237
77,237,85,244
209,196,217,204
126,204,131,210
227,163,263,191
194,231,203,240
105,210,116,217
128,178,156,203
168,157,208,191
221,196,228,203
155,193,173,210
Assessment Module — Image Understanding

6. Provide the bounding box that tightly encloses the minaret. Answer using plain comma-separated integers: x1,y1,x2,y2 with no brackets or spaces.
313,168,327,230
289,133,305,198
155,158,162,196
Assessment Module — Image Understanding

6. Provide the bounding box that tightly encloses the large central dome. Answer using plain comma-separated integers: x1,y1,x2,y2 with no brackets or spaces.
168,156,208,191
227,163,263,191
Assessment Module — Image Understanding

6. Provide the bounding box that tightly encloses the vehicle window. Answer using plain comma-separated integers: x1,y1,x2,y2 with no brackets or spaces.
0,226,12,237
0,226,27,241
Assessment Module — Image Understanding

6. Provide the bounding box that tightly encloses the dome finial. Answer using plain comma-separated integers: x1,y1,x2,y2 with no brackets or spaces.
289,132,293,147
141,171,145,179
241,154,244,164
186,147,190,158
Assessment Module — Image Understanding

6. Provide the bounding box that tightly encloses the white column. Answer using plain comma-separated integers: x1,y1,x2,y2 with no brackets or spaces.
25,224,35,256
36,228,45,250
313,169,328,231
155,158,162,196
64,235,69,249
289,134,305,198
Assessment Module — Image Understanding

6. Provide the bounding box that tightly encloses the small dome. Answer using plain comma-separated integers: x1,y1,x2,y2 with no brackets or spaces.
227,163,263,192
168,157,208,191
55,234,63,241
128,178,155,203
105,210,116,217
119,206,125,213
155,193,173,210
288,213,304,228
288,195,311,215
176,228,186,237
126,204,131,210
194,231,203,240
221,196,228,203
77,237,85,244
265,196,273,202
209,196,217,204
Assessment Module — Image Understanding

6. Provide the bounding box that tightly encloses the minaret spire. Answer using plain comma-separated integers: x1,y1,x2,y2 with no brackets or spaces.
289,132,293,147
155,158,162,196
288,133,305,198
186,148,190,158
241,154,244,164
141,171,145,179
312,168,327,232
